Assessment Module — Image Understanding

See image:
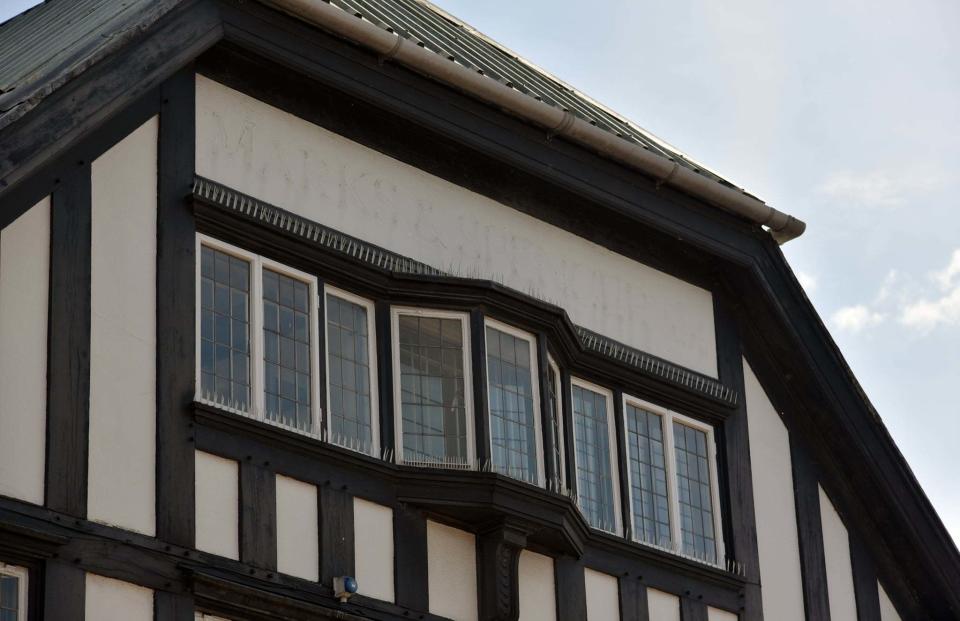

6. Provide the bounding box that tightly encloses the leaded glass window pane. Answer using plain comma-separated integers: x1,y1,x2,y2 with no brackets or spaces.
398,314,468,466
673,421,717,563
327,294,373,453
625,404,672,548
572,385,617,532
200,246,250,409
547,364,565,490
0,575,18,621
486,326,538,484
263,269,312,430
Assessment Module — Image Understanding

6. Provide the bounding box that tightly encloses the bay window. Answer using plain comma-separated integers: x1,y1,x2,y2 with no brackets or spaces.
571,379,620,534
484,319,543,485
622,395,724,565
392,308,473,468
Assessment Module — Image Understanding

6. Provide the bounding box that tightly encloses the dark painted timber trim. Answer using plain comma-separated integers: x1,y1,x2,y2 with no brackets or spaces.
849,533,881,621
471,309,492,470
240,460,277,571
476,521,527,621
155,591,196,621
319,485,355,588
42,560,85,621
612,390,633,542
713,295,762,620
555,556,587,619
45,165,91,518
156,67,197,549
680,596,709,621
559,370,578,503
375,301,395,459
536,333,559,491
393,503,429,611
790,436,831,621
618,573,649,621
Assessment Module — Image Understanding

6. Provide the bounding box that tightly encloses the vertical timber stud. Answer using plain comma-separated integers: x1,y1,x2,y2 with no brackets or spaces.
43,560,85,621
555,556,586,619
713,295,763,620
156,66,197,548
477,521,527,621
240,460,277,570
155,591,194,621
471,309,491,470
618,574,649,621
46,164,91,517
560,370,578,501
535,334,558,489
849,532,881,621
375,301,394,460
680,596,709,621
319,486,355,586
394,503,429,611
790,437,831,621
316,278,327,439
612,390,632,541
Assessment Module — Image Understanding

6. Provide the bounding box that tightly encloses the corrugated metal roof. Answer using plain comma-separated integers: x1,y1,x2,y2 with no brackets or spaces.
0,0,752,197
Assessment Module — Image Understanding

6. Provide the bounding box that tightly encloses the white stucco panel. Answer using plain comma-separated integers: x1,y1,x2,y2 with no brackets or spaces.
353,498,395,602
85,573,154,621
195,450,239,560
195,75,718,376
584,568,618,621
88,116,158,535
743,359,805,621
276,474,319,581
819,486,858,621
518,551,556,621
647,588,680,621
0,197,49,505
426,520,478,621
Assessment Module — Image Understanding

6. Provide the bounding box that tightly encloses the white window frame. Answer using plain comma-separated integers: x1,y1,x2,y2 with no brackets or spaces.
569,377,622,535
0,562,28,621
483,317,544,487
196,234,322,437
621,393,725,566
547,355,566,491
391,306,474,468
323,285,380,455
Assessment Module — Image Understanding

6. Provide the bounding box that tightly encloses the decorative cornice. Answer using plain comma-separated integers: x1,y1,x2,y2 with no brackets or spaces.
192,175,738,407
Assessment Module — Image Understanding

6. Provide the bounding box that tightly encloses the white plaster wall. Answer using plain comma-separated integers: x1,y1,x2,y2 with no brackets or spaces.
195,450,239,559
518,551,555,621
85,573,154,621
819,486,858,621
878,582,902,621
743,360,805,621
353,498,395,602
276,474,319,581
87,117,158,535
584,568,619,621
0,198,49,505
708,606,739,621
426,520,478,621
195,76,718,376
647,588,680,621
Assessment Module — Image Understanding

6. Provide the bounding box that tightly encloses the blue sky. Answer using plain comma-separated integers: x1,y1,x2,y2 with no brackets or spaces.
2,0,957,542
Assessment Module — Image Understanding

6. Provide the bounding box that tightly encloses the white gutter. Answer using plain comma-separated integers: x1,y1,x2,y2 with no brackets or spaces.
261,0,806,243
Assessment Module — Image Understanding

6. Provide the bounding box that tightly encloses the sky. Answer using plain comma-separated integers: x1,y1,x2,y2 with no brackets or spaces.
2,0,958,542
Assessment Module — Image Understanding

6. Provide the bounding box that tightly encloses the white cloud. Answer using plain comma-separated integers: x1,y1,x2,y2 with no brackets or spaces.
933,249,960,292
900,251,960,331
831,305,885,333
796,270,817,292
817,168,943,208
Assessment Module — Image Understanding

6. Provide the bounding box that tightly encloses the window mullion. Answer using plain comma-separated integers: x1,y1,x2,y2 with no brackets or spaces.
309,279,322,440
664,413,682,554
251,257,265,421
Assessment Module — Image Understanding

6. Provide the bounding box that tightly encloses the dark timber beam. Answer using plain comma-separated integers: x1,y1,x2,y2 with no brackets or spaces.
618,574,649,621
477,520,528,621
240,460,277,570
536,333,558,490
555,556,587,619
393,503,429,611
713,295,763,620
849,532,881,621
155,591,196,621
471,309,491,470
156,66,197,548
791,437,831,621
43,560,86,621
612,390,633,543
680,596,709,621
375,301,395,460
319,486,355,588
46,164,91,518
